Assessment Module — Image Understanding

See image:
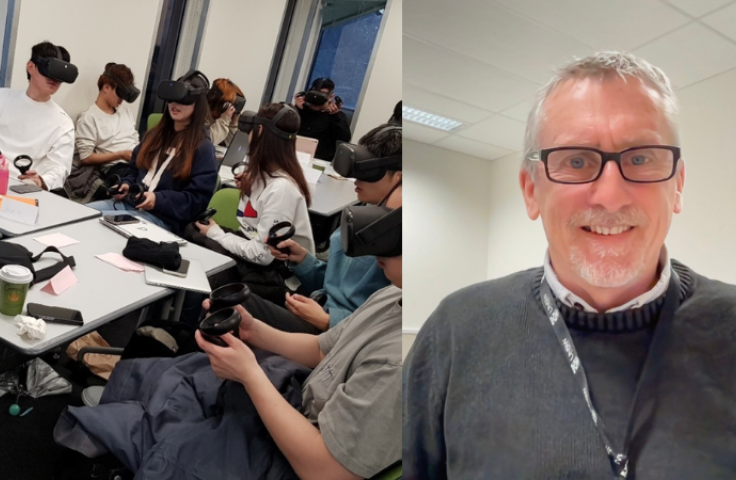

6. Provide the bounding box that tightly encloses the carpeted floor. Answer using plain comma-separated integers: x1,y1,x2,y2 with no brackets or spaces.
0,308,142,480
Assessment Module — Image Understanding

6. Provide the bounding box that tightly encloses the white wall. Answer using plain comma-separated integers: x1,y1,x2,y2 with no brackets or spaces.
404,139,492,331
353,0,401,140
9,0,161,122
197,0,287,109
482,69,736,286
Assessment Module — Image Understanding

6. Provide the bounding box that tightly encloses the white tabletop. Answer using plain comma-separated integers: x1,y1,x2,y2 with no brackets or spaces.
308,173,359,217
0,178,101,237
0,219,235,355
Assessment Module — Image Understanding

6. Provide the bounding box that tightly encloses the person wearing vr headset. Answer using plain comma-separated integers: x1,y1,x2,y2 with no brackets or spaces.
191,102,315,306
54,188,401,479
0,41,76,191
206,78,246,147
87,70,217,233
294,77,352,162
64,63,141,203
244,124,402,334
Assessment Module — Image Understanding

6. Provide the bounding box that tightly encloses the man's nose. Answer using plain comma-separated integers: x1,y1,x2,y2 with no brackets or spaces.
587,160,633,212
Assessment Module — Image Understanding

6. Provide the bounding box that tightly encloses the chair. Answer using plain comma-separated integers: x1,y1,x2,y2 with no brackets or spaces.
369,461,402,480
147,113,163,131
207,187,241,231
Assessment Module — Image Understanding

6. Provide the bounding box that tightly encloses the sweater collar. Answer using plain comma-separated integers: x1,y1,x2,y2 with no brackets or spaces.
533,260,695,332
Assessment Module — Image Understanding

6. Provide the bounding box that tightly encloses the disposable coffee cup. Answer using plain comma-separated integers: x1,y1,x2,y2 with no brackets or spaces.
0,265,33,316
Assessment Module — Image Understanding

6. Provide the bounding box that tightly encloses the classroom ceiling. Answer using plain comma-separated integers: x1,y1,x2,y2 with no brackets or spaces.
403,0,736,161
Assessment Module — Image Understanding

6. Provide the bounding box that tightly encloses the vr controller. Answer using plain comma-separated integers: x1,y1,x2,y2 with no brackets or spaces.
267,221,296,255
106,175,147,206
195,208,217,232
231,161,247,178
13,155,33,176
198,283,251,347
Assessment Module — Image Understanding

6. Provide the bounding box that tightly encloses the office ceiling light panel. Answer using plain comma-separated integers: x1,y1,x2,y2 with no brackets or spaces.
403,106,463,131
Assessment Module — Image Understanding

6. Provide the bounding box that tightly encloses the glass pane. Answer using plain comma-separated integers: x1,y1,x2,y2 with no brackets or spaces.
307,0,387,118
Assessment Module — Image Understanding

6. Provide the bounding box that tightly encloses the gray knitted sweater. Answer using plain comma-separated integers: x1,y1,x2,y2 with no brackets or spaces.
403,261,736,479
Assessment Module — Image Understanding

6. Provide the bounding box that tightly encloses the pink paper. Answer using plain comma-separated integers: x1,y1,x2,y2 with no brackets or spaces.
96,253,144,272
34,233,80,248
41,266,77,296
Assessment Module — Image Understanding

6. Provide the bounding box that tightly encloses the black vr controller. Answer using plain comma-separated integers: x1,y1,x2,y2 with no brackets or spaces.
199,283,251,347
13,155,33,176
106,175,146,206
267,221,296,255
231,161,247,178
195,208,217,232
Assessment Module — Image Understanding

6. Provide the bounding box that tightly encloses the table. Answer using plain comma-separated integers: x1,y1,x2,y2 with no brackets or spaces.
308,173,359,217
0,179,101,238
0,219,235,356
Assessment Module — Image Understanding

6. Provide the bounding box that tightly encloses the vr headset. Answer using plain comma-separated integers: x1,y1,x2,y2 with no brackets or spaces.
341,205,402,258
103,66,140,103
238,103,300,140
333,126,402,182
232,94,246,114
157,70,210,105
32,47,78,84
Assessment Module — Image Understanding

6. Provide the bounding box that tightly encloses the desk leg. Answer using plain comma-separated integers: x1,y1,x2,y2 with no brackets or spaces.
159,296,173,321
171,290,186,322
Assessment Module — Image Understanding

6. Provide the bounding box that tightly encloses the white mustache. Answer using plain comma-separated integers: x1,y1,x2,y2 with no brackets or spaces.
569,208,648,228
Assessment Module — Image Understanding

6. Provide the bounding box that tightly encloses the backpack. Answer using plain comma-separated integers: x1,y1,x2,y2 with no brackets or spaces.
0,243,76,285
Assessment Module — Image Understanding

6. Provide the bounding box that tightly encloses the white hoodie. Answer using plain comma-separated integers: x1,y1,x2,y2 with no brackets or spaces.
206,172,315,265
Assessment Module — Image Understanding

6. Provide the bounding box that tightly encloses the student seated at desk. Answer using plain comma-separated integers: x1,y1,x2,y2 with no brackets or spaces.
87,70,217,235
294,77,352,162
248,124,403,334
206,78,245,147
189,103,315,306
65,63,140,203
54,192,403,480
0,41,75,191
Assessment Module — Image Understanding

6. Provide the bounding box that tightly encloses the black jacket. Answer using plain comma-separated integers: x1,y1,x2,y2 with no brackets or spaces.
297,106,351,161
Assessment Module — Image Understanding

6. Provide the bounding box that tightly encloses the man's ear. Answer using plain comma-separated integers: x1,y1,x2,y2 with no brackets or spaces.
520,166,540,220
26,61,35,80
673,158,685,214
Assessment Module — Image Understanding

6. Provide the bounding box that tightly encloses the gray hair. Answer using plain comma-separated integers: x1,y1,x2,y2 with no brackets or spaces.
522,51,680,175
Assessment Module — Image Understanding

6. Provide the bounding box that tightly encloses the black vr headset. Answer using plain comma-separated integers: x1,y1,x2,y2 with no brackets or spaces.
333,126,402,182
341,205,402,258
103,66,140,103
32,47,78,84
157,70,210,105
238,103,300,140
232,94,246,114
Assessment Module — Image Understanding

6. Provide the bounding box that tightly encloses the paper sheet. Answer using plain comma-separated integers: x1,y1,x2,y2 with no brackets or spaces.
34,233,79,248
0,197,38,225
96,253,144,272
41,266,78,296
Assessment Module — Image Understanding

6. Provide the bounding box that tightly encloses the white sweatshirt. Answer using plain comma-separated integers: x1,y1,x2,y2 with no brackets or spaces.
75,102,139,171
0,88,74,190
206,173,315,265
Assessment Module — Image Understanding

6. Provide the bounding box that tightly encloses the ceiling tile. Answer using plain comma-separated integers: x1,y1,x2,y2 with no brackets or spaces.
403,1,592,84
403,121,451,144
456,115,527,151
494,0,690,50
500,98,536,123
701,2,736,41
403,36,541,112
634,22,736,88
666,0,734,18
434,136,516,161
404,83,495,124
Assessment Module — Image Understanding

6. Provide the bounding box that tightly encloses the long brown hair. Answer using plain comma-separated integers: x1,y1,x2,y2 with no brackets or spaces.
240,103,311,206
136,74,210,180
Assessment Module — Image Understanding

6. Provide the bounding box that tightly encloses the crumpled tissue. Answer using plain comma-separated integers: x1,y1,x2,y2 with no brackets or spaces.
15,315,47,340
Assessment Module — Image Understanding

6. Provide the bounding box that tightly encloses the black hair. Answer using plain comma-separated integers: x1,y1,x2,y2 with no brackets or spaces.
390,101,402,126
359,123,402,165
27,41,70,81
310,77,335,92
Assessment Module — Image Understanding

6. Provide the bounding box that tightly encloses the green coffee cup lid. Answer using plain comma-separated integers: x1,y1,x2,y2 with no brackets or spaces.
0,265,33,284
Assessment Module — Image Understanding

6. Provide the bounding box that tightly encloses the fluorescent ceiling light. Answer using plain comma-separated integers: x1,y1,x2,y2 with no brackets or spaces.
403,106,462,131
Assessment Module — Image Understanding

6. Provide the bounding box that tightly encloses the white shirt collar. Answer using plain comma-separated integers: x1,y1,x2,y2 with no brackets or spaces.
543,247,671,313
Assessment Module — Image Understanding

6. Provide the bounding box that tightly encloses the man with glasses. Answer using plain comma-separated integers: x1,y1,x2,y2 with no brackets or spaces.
403,52,736,479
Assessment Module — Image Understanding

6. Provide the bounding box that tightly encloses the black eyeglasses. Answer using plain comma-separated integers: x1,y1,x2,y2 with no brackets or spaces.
527,145,681,184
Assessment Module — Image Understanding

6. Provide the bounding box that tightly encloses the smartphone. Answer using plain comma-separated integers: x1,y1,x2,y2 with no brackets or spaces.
9,184,42,194
163,259,190,278
103,214,140,226
27,303,84,326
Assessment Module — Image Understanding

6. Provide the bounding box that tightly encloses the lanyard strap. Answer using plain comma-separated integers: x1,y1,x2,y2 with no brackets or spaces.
539,269,681,478
142,148,176,192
